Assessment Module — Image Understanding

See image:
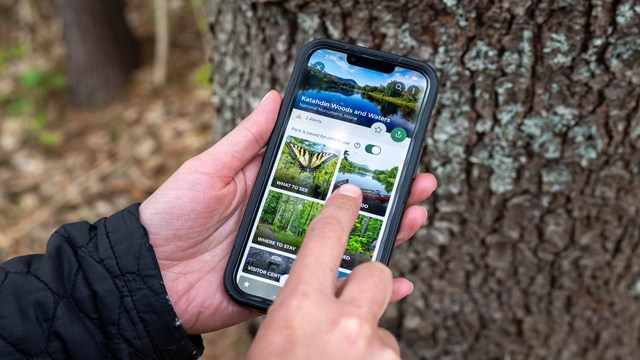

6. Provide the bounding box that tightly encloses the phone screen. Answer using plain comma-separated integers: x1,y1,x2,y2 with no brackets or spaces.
235,47,429,300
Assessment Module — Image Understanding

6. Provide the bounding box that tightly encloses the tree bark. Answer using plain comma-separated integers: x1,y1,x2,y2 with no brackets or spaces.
209,1,640,358
54,0,139,107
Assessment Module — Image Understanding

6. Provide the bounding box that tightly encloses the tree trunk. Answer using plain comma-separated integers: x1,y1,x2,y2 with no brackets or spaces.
54,0,139,107
360,215,370,238
286,204,299,234
209,1,640,358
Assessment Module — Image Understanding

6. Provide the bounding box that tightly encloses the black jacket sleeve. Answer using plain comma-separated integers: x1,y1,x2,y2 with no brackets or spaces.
0,204,204,359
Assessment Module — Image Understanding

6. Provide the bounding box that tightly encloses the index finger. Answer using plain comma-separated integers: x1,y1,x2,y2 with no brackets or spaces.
285,184,362,293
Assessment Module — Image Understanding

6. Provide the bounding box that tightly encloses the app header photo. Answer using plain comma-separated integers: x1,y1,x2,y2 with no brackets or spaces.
294,48,428,138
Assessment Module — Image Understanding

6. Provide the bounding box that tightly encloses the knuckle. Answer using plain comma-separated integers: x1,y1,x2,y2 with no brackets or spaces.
358,261,393,280
377,329,401,359
330,311,374,351
336,315,369,338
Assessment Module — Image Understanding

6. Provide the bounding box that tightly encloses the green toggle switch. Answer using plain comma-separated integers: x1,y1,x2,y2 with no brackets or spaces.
365,144,381,155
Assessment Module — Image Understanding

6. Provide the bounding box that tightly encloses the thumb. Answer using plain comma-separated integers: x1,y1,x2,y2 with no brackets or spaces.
197,90,282,178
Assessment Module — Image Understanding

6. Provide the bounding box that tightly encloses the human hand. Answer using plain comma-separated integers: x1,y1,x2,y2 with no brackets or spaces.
248,184,402,359
139,90,437,334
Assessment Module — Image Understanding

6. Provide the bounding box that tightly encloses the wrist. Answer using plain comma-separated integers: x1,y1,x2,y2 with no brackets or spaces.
114,204,205,357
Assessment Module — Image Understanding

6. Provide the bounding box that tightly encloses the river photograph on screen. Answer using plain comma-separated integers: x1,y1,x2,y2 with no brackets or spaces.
294,48,427,136
333,149,398,217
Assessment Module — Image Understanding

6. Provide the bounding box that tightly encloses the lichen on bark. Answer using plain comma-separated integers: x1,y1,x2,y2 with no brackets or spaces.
209,0,640,358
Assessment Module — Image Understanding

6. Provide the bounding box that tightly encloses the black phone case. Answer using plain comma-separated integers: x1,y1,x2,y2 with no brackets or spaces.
223,38,439,312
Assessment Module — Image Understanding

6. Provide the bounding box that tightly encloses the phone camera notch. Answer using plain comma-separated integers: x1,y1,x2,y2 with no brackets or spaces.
346,53,394,73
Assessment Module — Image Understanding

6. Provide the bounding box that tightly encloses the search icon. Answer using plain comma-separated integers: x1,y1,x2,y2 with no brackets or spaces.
394,82,405,92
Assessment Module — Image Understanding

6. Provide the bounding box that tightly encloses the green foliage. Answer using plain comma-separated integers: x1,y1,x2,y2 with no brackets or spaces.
361,91,416,110
338,154,369,174
6,97,34,117
260,191,323,250
3,68,67,115
38,130,60,149
29,113,47,131
345,215,382,255
271,196,321,237
19,68,67,90
192,63,211,88
9,44,26,59
27,114,59,148
372,166,398,193
0,44,29,75
21,69,46,88
261,190,281,225
258,191,383,257
0,66,67,149
345,238,364,253
269,231,304,249
301,66,358,93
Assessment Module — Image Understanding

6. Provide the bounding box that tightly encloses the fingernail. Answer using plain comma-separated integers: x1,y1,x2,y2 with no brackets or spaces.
408,281,414,295
259,91,273,104
336,184,361,198
422,206,429,225
429,173,438,189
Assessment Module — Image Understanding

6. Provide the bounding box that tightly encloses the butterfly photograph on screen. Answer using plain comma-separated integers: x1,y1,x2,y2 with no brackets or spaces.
271,136,340,200
285,142,338,174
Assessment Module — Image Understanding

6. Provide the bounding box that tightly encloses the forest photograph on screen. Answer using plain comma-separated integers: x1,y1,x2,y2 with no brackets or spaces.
253,190,322,255
333,150,398,217
252,190,383,268
340,214,383,270
271,136,339,200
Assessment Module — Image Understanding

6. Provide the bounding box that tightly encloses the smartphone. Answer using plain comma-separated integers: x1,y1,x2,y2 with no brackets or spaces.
224,39,438,311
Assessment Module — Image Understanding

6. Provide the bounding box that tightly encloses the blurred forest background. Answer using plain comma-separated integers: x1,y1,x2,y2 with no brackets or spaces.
0,0,248,358
1,0,640,359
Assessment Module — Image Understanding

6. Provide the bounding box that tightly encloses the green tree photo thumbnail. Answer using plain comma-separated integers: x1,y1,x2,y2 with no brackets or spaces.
340,214,383,270
254,191,322,255
253,190,383,271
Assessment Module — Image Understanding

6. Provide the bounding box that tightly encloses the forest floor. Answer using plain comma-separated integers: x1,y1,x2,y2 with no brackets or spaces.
0,1,250,358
